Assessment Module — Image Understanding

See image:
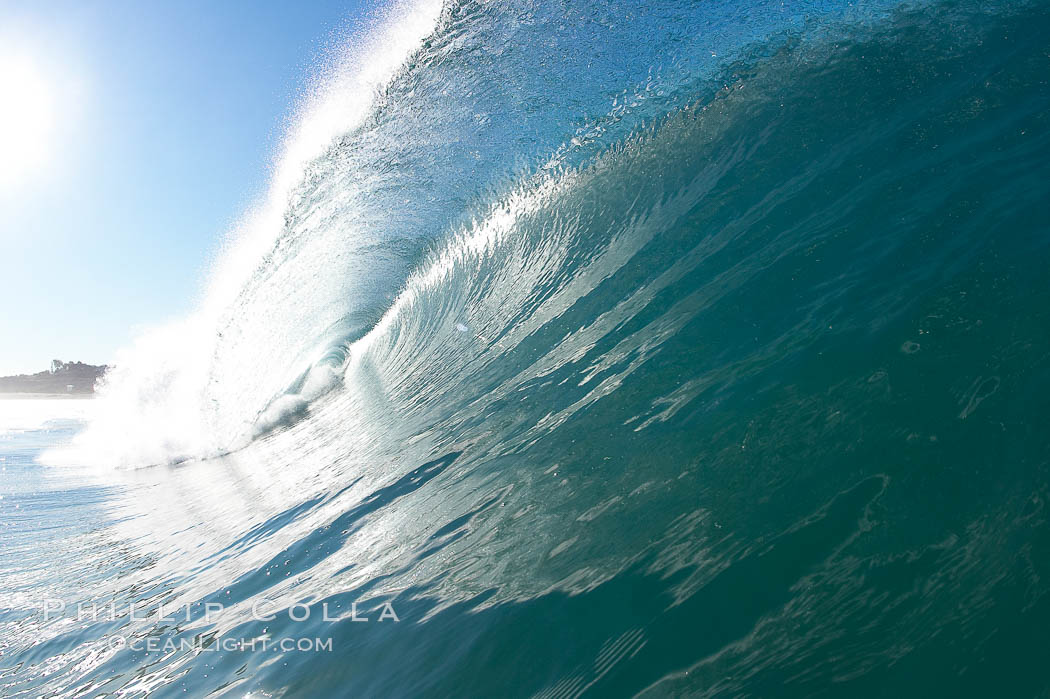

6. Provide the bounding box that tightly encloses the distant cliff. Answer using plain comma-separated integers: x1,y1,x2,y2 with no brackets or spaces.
0,360,108,395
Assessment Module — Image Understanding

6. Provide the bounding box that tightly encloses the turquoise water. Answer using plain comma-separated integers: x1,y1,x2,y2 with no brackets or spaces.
3,0,1050,695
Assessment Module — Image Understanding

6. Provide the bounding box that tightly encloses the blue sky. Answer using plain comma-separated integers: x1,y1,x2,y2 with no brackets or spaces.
0,0,370,375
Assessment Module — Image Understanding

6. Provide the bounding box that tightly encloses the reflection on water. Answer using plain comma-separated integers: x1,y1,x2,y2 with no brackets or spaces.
0,397,96,435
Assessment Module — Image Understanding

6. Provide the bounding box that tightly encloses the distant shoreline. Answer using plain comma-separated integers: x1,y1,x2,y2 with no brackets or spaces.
0,360,108,396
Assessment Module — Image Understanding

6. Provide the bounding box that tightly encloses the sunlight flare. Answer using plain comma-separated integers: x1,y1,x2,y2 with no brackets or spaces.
0,53,54,187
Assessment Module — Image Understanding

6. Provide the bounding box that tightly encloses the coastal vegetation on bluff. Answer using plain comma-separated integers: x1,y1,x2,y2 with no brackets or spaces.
0,360,108,394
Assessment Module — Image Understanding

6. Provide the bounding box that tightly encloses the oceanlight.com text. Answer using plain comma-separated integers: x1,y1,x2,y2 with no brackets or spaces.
106,635,334,653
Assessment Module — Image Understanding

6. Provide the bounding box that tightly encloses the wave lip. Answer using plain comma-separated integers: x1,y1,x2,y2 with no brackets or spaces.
46,0,444,468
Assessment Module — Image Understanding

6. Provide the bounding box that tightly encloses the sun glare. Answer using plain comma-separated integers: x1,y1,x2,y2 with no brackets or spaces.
0,54,55,188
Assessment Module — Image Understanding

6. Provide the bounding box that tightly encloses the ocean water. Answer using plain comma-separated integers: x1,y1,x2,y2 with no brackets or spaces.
3,0,1050,695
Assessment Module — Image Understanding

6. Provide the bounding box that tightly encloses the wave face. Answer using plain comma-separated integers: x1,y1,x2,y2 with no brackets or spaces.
57,0,918,467
11,0,1050,696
